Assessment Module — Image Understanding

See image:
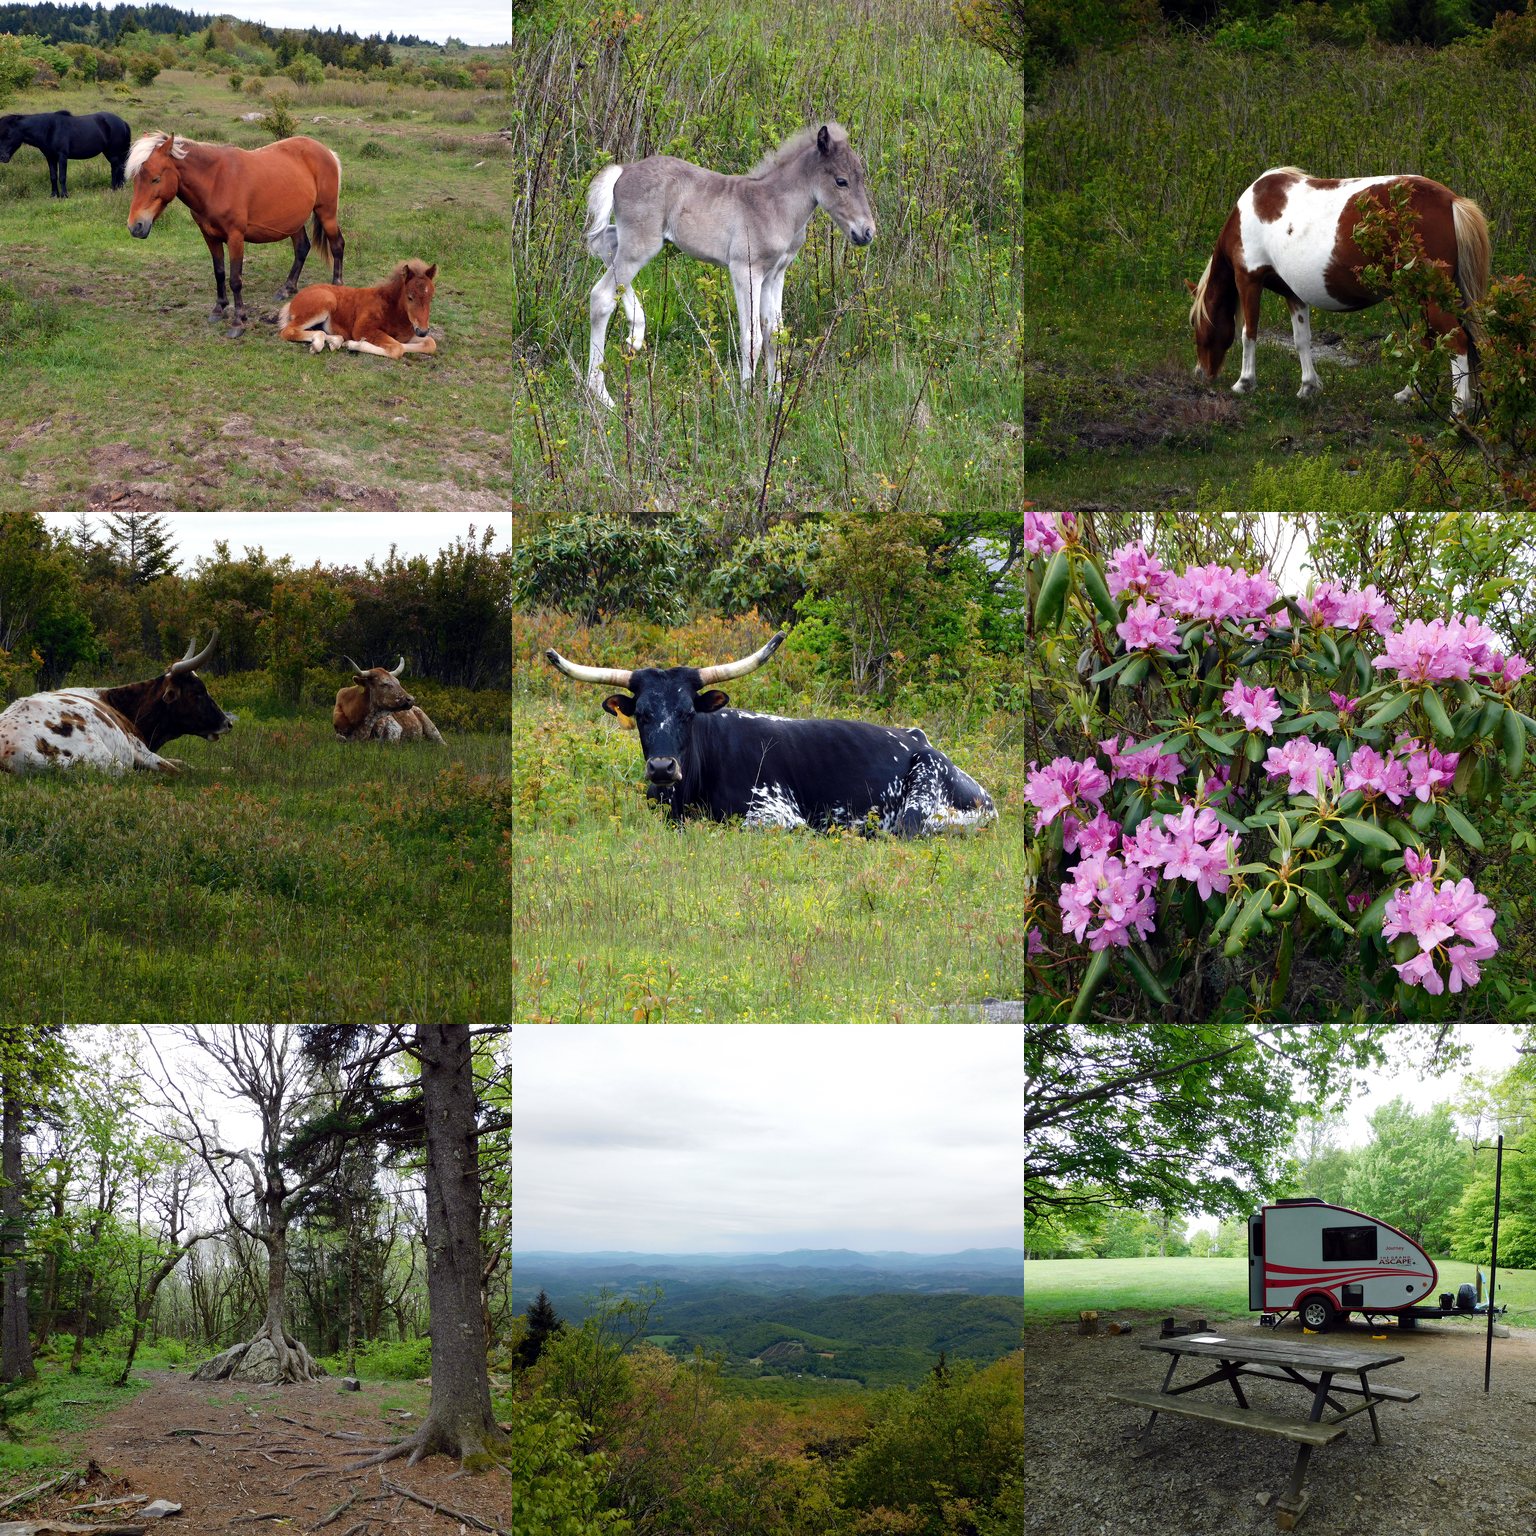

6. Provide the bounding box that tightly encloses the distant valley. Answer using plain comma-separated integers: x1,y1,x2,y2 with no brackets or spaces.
512,1247,1024,1387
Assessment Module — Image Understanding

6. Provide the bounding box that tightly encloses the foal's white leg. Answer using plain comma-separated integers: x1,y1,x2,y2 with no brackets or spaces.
587,268,620,409
620,281,646,353
1233,330,1258,394
760,265,789,386
1289,302,1320,398
731,263,765,387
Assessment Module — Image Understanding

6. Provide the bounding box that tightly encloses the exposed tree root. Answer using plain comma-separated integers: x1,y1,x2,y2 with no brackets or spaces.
192,1324,326,1385
376,1479,510,1535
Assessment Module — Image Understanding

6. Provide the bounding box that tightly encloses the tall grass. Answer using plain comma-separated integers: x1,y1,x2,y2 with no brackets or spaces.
0,681,513,1023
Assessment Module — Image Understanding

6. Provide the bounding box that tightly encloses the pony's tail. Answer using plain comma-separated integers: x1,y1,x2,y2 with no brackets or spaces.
1452,194,1491,357
584,163,623,263
310,211,332,267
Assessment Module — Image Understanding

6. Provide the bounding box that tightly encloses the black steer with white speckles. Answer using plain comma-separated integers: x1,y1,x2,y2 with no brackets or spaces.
545,632,996,835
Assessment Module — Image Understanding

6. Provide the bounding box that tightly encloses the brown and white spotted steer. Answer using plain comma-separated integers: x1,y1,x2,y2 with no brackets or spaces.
332,657,443,743
1189,168,1491,409
0,632,233,776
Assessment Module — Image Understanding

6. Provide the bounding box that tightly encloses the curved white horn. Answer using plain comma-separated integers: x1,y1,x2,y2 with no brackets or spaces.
389,656,406,678
170,628,219,676
697,632,786,685
343,654,367,674
545,649,633,689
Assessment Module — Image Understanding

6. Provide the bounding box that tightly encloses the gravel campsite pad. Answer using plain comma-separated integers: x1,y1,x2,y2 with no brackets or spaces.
1025,1311,1536,1536
20,1370,512,1535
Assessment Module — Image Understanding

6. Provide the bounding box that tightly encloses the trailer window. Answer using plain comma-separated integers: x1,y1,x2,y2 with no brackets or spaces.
1322,1225,1378,1262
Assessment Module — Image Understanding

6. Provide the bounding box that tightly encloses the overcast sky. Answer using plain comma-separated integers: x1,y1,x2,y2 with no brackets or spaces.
42,512,507,569
511,1025,1025,1254
213,4,509,46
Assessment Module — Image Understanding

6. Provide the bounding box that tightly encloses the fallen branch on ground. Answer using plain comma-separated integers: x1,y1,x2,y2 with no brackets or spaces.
166,1428,245,1437
378,1480,510,1536
0,1475,82,1516
0,1524,148,1535
307,1490,358,1531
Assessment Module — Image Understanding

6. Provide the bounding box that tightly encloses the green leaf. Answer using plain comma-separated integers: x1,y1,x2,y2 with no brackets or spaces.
1477,699,1505,739
1302,888,1356,935
1364,691,1415,729
1245,733,1267,763
1121,947,1172,1007
1067,949,1113,1024
1502,708,1526,778
1079,558,1121,626
1089,654,1133,686
1421,688,1454,740
1440,800,1484,850
1035,548,1071,631
1337,817,1399,852
1121,654,1150,687
1224,886,1273,957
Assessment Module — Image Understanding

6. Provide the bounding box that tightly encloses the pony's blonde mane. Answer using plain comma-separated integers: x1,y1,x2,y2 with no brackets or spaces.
125,131,193,179
751,121,848,176
1188,256,1214,329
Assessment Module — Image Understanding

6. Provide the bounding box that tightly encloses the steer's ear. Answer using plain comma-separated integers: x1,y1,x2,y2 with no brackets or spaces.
603,694,637,729
694,689,729,712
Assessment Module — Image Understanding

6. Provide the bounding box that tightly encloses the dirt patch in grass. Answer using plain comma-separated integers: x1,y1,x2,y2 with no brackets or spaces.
25,1369,514,1534
1020,363,1242,453
1024,1310,1536,1536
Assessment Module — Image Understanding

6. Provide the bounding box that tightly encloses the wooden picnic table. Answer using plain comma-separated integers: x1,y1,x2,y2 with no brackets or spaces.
1106,1332,1419,1530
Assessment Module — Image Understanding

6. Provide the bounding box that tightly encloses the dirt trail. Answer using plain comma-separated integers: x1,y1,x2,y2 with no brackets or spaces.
42,1370,513,1535
1024,1309,1536,1536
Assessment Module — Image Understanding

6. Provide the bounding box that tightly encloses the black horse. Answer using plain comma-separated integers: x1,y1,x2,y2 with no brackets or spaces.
0,110,131,198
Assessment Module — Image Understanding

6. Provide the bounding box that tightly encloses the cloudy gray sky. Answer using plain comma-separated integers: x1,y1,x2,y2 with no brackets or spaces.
512,1025,1025,1254
42,513,507,569
214,4,509,46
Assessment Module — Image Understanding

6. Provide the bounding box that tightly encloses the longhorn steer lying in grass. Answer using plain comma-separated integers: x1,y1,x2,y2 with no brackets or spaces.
0,632,233,776
546,632,996,834
332,657,443,743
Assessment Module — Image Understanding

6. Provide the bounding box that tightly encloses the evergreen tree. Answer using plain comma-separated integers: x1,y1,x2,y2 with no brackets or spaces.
102,510,178,588
516,1288,564,1369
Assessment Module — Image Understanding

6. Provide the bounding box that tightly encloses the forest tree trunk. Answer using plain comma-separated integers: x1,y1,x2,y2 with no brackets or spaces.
192,1220,324,1384
1,1089,36,1383
356,1025,505,1469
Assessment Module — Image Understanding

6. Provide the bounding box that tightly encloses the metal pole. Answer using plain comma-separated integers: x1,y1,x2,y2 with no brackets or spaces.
1484,1134,1503,1396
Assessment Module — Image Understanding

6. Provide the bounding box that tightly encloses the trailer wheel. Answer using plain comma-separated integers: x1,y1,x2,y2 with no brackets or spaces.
1301,1296,1336,1331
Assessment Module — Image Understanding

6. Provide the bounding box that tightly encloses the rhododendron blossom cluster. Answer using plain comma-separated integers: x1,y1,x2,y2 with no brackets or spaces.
1382,865,1500,994
1022,508,1075,557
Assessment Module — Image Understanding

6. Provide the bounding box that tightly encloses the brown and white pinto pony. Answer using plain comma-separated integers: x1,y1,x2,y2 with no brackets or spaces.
333,657,443,743
126,131,344,338
1190,168,1490,409
279,260,438,360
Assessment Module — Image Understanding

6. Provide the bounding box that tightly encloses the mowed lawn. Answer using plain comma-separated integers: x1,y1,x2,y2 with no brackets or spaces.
0,708,513,1022
510,693,1031,1022
1025,1257,1536,1330
0,70,510,510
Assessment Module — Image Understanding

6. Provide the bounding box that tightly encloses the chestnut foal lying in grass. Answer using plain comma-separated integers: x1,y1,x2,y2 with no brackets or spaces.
278,259,438,359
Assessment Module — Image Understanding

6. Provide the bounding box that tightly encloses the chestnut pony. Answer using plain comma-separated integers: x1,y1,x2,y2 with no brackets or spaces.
126,131,345,338
1190,168,1490,410
278,259,438,359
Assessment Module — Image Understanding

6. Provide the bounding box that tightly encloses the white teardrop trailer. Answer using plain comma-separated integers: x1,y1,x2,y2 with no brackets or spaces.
1248,1197,1503,1331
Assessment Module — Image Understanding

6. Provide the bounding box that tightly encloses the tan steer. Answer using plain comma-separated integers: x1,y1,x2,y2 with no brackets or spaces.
332,656,443,743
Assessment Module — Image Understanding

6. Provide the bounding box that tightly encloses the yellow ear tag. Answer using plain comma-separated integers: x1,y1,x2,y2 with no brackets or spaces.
615,711,636,730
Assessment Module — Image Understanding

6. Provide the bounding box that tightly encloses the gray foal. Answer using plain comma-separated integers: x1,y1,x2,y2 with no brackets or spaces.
583,122,876,408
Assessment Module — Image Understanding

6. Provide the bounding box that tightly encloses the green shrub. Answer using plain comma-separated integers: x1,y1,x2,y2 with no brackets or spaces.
260,91,300,141
318,1336,432,1379
129,55,162,88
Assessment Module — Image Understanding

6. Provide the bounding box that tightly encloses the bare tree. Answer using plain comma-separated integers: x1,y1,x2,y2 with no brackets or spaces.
144,1027,355,1385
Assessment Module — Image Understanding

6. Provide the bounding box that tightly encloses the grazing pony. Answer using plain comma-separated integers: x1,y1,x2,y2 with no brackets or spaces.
126,131,345,337
583,123,875,408
278,260,437,359
0,110,130,197
1190,168,1490,409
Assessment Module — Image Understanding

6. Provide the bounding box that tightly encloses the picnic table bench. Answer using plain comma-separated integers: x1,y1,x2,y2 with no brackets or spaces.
1107,1332,1419,1530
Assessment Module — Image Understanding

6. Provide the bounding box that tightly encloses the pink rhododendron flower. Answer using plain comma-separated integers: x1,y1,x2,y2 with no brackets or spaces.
1344,744,1412,806
1116,598,1179,654
1263,737,1338,798
1100,735,1183,789
1129,805,1239,900
1024,756,1109,830
1329,690,1359,719
1022,508,1074,557
1300,582,1396,634
1166,563,1278,626
1058,853,1158,951
1372,615,1501,684
1347,889,1370,913
1106,540,1170,601
1382,875,1499,995
1403,741,1458,803
1485,652,1532,692
1403,847,1434,878
1222,679,1282,735
1063,809,1121,857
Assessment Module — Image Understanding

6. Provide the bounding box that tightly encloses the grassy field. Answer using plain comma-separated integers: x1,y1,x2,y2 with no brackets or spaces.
1025,1256,1536,1330
0,69,511,510
0,673,512,1022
